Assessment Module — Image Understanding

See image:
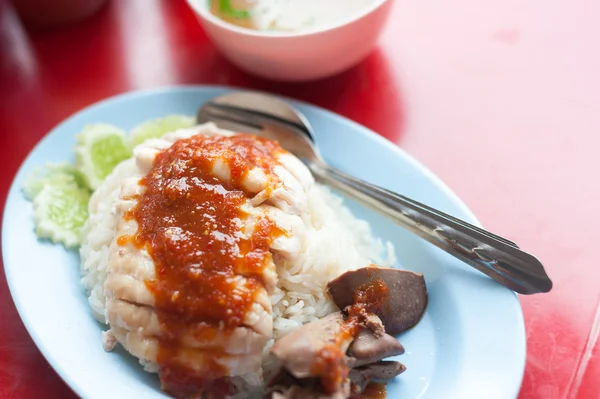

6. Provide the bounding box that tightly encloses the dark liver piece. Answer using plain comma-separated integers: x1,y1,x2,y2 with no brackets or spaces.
327,266,428,335
347,329,405,368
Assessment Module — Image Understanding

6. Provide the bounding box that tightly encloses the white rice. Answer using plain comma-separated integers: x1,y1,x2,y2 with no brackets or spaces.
79,125,396,361
268,184,395,338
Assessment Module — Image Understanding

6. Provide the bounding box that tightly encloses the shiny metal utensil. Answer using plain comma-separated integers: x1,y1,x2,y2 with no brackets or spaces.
197,91,553,295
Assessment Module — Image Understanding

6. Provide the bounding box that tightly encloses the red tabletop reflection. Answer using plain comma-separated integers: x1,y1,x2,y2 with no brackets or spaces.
0,1,598,398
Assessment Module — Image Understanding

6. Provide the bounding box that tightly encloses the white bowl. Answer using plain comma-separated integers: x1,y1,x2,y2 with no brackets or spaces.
186,0,394,82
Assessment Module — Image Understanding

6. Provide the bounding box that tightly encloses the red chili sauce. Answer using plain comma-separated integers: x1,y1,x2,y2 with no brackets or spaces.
124,134,284,398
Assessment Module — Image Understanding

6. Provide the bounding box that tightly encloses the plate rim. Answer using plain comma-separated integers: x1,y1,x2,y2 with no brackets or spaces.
1,85,526,398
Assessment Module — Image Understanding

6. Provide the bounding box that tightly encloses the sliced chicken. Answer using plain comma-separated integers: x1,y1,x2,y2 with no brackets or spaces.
90,124,317,398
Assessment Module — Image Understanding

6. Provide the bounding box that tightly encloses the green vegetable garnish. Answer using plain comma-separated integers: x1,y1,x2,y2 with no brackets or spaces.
23,163,87,201
23,115,198,249
74,124,132,190
215,0,250,19
24,163,91,248
33,182,90,249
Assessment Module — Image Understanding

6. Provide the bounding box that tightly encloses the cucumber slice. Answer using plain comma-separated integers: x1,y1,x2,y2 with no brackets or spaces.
33,182,90,248
75,124,132,190
129,115,195,147
23,162,86,200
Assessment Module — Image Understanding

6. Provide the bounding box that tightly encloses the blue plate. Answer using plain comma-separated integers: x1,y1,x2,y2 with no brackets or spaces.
2,86,525,399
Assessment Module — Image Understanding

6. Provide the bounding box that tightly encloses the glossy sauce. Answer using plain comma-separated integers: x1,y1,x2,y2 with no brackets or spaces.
125,134,283,398
361,382,387,399
312,277,390,396
349,277,389,317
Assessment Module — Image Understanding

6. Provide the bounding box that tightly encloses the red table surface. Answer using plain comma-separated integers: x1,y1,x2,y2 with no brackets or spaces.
1,0,598,398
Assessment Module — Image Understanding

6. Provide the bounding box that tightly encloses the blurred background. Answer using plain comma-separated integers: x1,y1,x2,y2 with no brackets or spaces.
1,0,599,398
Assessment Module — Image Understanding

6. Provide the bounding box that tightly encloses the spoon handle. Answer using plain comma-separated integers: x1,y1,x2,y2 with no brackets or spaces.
310,163,552,295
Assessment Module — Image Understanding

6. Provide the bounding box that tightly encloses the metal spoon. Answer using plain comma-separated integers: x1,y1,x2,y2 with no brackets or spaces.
197,91,553,295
